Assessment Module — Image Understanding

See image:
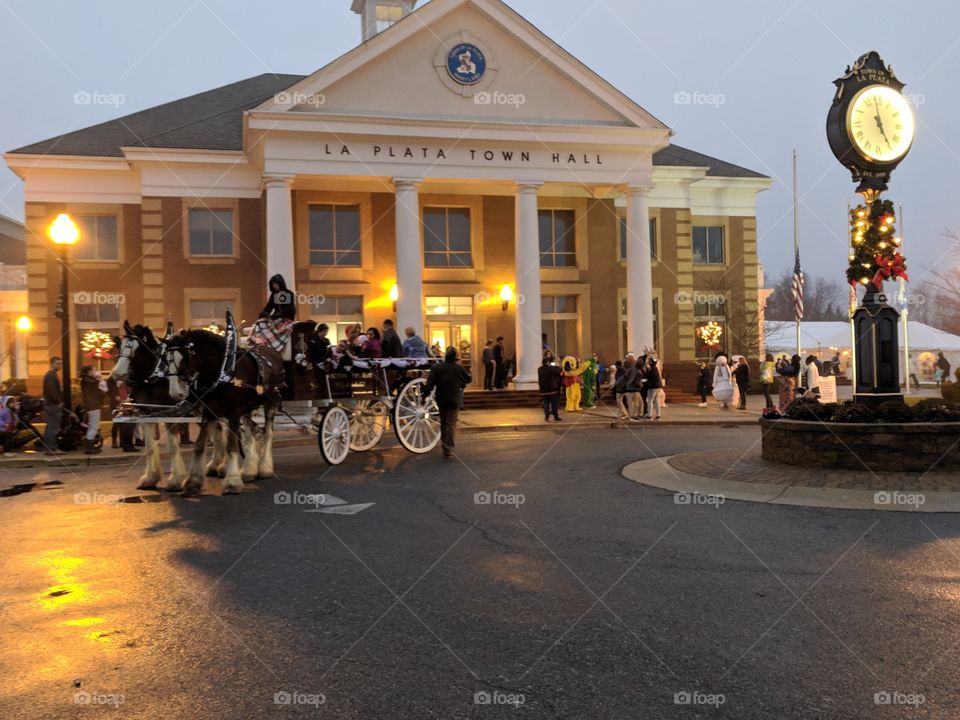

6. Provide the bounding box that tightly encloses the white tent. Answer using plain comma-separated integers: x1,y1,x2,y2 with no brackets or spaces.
764,320,960,383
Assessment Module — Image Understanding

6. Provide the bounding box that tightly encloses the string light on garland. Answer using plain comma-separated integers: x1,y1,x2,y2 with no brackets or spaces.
847,199,908,289
697,321,723,350
81,330,115,359
205,323,225,336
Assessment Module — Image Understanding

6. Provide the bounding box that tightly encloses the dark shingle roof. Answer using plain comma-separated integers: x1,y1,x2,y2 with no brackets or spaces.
10,74,767,180
10,73,306,157
653,144,767,179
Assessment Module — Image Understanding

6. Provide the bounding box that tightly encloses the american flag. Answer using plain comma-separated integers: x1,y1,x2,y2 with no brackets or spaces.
791,248,804,321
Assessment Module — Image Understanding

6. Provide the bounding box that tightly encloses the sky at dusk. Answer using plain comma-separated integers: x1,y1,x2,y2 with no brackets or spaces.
1,0,958,284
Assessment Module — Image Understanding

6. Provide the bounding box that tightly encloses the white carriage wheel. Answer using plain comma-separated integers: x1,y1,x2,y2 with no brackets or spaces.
393,377,441,454
318,406,351,465
348,399,387,452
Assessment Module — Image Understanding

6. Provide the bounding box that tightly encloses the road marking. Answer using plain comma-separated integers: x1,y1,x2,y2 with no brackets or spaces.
305,503,376,515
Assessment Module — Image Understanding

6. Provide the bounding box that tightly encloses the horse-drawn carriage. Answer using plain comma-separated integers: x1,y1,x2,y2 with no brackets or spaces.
113,313,442,489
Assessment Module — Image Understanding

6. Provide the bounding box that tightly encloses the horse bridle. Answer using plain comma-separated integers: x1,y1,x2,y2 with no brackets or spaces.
165,343,200,386
121,321,173,385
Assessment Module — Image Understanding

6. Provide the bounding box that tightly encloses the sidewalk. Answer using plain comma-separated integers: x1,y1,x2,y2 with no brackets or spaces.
0,401,761,468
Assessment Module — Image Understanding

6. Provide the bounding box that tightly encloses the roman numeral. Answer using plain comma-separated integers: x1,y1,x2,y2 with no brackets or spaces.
893,135,901,144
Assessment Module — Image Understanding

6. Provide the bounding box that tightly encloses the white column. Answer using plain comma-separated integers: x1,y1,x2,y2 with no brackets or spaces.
264,174,296,290
513,182,544,389
0,319,9,379
14,327,26,378
393,178,423,334
626,185,655,353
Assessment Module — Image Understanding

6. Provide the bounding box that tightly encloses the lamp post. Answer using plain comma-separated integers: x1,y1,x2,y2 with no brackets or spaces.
48,213,79,411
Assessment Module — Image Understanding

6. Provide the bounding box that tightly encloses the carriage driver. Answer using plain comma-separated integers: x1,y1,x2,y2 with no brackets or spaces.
251,274,297,352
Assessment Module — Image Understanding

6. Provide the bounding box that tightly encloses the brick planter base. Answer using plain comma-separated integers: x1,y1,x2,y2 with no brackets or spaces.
760,418,960,471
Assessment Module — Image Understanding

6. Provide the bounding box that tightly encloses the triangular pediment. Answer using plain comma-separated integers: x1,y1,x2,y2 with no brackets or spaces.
257,0,667,130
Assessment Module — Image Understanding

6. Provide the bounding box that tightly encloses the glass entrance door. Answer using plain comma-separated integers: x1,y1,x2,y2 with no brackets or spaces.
426,321,472,364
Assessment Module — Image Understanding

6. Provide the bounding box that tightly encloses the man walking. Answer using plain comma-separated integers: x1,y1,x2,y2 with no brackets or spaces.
42,356,65,455
493,337,507,389
424,347,472,459
482,340,495,391
381,319,403,358
538,352,562,422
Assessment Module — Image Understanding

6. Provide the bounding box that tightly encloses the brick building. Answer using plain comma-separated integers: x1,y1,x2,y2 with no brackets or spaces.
4,0,770,391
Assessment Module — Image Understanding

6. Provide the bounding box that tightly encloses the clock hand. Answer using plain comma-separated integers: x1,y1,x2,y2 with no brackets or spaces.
873,111,892,147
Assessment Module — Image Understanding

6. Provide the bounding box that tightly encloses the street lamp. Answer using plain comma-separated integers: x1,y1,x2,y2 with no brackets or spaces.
48,213,79,411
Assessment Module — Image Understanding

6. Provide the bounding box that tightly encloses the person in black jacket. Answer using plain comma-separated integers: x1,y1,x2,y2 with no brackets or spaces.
381,319,403,358
733,357,750,410
492,337,507,389
259,274,296,321
696,360,712,407
643,358,663,420
537,353,562,422
42,356,64,455
424,347,472,458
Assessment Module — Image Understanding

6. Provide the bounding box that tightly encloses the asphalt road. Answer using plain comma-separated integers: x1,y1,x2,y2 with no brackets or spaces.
1,424,959,719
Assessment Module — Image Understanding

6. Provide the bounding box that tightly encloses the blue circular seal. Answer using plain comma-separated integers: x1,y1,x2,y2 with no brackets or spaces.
446,43,486,85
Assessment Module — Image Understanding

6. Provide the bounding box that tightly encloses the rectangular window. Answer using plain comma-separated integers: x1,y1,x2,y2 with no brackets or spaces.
423,207,472,268
694,298,726,318
74,215,118,261
692,225,724,264
539,209,577,267
309,295,365,341
541,295,578,357
190,300,234,329
619,291,660,356
75,302,121,324
188,208,234,256
618,217,657,261
309,204,361,266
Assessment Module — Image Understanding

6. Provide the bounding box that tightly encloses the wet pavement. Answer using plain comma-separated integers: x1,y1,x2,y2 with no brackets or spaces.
1,426,959,718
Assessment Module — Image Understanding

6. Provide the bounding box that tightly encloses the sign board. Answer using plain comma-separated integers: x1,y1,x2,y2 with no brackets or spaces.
819,376,838,403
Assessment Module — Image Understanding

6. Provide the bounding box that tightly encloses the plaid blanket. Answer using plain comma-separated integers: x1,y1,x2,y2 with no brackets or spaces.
250,318,294,352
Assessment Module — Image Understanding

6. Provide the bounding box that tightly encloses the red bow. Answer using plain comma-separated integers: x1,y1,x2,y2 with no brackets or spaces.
873,253,908,289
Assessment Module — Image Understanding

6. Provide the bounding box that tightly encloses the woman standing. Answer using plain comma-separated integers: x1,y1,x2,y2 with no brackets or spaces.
643,358,663,420
80,366,106,454
776,355,801,413
696,360,712,408
733,357,751,410
759,353,776,411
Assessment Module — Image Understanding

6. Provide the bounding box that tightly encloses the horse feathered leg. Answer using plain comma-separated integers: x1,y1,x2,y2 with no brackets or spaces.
182,420,212,497
205,421,226,478
240,416,260,483
222,418,244,495
137,425,162,489
257,399,278,478
159,423,188,491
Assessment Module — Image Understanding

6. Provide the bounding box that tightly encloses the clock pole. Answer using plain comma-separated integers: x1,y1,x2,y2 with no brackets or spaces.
826,51,913,408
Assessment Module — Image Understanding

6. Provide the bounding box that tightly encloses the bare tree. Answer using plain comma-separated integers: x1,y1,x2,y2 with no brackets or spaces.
764,272,848,322
921,230,960,334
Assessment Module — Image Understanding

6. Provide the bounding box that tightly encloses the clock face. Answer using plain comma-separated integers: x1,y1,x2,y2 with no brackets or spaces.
846,85,915,163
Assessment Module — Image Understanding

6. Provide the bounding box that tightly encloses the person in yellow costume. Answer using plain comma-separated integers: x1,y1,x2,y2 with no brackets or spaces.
561,356,587,412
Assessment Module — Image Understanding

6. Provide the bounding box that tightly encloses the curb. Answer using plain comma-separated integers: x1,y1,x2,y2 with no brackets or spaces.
622,455,960,513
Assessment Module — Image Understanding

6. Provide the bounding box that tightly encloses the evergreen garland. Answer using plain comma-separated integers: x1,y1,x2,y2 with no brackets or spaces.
847,199,907,289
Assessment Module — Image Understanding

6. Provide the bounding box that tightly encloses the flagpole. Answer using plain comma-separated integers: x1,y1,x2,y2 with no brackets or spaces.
793,149,801,359
899,202,911,394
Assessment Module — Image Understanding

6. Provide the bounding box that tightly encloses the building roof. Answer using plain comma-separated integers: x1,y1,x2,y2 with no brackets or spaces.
10,73,767,179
